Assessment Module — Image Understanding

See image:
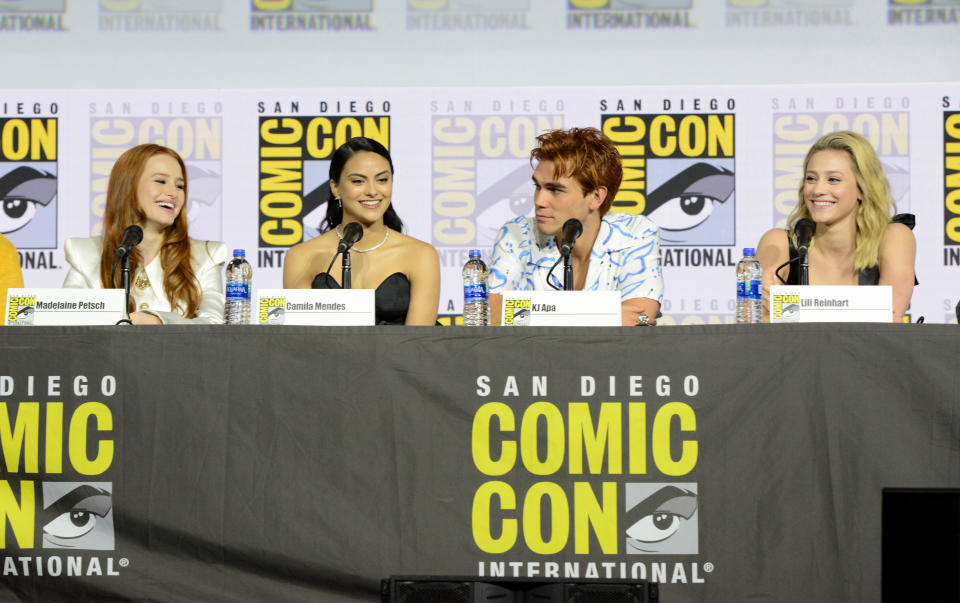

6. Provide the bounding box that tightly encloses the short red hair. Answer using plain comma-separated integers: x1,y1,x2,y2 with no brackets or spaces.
530,127,622,215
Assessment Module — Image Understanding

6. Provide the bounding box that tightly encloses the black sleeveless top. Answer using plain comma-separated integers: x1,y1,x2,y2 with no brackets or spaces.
781,213,916,286
311,272,410,325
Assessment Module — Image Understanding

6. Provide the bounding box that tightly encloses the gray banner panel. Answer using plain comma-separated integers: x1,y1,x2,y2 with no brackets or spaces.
0,324,958,601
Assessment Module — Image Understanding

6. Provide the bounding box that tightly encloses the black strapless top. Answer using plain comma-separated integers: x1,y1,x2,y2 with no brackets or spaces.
311,271,410,325
782,213,917,286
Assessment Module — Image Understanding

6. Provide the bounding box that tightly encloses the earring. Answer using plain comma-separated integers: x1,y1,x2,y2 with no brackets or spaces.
336,198,342,208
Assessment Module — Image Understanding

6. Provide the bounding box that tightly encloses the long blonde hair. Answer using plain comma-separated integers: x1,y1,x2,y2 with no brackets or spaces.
787,130,895,271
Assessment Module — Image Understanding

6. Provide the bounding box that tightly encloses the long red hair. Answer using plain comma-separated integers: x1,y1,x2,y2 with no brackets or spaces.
99,144,200,317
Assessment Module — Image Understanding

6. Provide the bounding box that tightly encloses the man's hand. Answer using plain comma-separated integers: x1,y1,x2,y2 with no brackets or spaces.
621,298,660,327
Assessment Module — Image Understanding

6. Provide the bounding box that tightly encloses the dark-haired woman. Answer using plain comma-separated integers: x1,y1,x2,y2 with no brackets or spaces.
63,144,228,324
282,137,440,325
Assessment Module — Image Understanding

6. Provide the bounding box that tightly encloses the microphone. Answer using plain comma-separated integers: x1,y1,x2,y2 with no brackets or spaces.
115,225,143,258
337,222,363,253
559,219,582,257
794,219,815,254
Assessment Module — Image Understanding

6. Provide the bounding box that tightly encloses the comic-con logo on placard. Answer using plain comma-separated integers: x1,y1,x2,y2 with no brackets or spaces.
250,0,374,31
431,108,562,249
771,101,910,228
98,0,223,32
567,0,694,30
725,0,853,28
0,0,68,32
888,0,960,26
407,0,531,31
258,296,287,324
1,115,58,254
89,106,223,240
600,108,736,250
6,295,36,325
257,110,390,267
944,110,960,265
771,293,800,322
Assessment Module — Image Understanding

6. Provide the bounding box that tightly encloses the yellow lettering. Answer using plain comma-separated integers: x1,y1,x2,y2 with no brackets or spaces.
0,402,39,473
0,480,34,549
520,402,564,475
651,402,698,476
472,481,517,554
68,402,113,476
574,482,617,554
568,402,622,474
523,482,568,554
472,402,517,476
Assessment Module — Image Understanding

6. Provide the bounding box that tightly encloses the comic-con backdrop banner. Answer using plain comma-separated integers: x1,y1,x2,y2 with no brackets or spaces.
0,325,958,601
3,83,958,323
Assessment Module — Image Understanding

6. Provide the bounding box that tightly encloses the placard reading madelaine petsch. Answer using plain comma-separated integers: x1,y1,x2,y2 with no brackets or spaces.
255,288,375,326
5,288,125,326
770,285,893,323
500,290,620,326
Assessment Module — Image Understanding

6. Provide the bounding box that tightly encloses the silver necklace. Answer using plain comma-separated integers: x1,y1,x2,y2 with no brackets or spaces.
336,225,389,253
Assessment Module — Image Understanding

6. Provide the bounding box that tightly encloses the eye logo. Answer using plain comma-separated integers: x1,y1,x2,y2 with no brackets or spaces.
0,166,57,236
624,483,698,554
645,162,734,245
476,164,533,247
41,482,114,550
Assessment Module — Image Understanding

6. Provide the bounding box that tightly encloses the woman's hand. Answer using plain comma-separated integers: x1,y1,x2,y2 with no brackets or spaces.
130,311,163,325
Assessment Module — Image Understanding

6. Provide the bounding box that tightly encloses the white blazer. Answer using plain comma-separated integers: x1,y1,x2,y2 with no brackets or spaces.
63,236,229,324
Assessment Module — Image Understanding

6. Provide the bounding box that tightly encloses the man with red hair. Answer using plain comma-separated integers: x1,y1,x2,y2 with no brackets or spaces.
488,127,663,326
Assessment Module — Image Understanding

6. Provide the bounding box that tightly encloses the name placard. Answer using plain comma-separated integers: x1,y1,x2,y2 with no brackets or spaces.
770,285,893,323
5,288,125,326
256,289,375,325
500,290,620,326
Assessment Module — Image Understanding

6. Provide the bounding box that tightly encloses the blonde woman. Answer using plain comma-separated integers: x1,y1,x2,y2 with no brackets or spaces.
756,130,916,322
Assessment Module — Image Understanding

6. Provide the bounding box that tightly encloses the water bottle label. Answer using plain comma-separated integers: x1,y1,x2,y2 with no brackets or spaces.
226,282,250,302
736,281,746,298
464,283,488,303
748,280,762,300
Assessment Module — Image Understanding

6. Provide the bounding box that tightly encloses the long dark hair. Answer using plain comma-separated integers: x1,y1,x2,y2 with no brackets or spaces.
319,137,404,233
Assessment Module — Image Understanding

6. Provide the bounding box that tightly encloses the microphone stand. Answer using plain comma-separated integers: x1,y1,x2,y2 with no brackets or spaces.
562,251,573,291
798,247,810,286
117,253,134,325
341,249,352,289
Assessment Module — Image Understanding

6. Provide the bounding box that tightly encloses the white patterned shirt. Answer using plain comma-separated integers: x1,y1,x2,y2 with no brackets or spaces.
488,212,664,302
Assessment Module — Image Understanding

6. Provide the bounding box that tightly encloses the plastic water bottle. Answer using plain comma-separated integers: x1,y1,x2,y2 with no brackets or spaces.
462,249,489,326
224,249,252,325
736,247,762,324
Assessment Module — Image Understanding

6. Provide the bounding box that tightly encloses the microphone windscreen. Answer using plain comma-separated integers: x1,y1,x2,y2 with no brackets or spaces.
794,219,815,248
127,225,143,245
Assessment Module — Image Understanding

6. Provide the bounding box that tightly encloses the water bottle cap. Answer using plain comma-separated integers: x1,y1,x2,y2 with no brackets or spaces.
743,247,756,256
468,249,481,258
233,249,246,257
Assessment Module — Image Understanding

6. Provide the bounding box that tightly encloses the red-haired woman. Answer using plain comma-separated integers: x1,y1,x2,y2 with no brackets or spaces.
63,144,227,324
